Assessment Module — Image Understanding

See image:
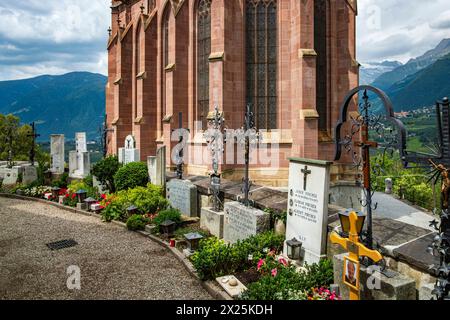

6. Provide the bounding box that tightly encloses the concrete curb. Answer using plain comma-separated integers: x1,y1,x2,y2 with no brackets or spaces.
0,193,231,301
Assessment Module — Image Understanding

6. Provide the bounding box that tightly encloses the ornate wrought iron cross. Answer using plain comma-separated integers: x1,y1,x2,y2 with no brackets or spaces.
99,115,114,158
401,97,450,300
6,126,14,169
27,122,40,165
334,85,407,250
204,105,226,212
239,104,260,207
176,112,185,180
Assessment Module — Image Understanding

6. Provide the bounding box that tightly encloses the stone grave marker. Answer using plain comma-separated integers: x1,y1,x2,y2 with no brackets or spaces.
284,158,332,264
223,202,270,244
119,135,140,164
22,166,38,185
1,167,20,185
147,146,166,187
69,132,90,179
50,134,65,174
166,179,198,217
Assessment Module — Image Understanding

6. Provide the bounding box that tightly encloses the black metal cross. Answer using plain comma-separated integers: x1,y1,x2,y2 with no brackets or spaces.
6,126,14,168
240,104,259,207
301,166,312,191
27,122,40,165
205,105,226,212
176,112,184,180
100,115,114,158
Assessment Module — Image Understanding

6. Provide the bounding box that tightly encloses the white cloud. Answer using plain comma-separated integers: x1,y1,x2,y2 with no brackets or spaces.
357,0,450,63
0,0,110,80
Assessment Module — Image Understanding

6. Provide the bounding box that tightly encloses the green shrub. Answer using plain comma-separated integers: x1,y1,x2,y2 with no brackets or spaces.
100,184,168,222
92,156,121,192
67,180,98,199
191,232,285,281
52,172,69,188
126,214,150,231
153,208,182,231
114,162,149,191
240,259,334,300
127,184,168,214
83,175,93,188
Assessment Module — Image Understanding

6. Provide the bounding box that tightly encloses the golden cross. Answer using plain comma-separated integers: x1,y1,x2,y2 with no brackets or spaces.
330,211,383,300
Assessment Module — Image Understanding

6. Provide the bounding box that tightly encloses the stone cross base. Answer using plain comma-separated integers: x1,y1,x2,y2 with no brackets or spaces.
333,253,416,300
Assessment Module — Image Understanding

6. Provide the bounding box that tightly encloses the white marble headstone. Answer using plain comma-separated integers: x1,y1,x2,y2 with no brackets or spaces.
285,158,332,265
120,135,140,164
69,132,90,179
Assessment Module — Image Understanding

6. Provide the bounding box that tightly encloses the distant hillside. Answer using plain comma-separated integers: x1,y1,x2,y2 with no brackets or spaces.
372,39,450,90
359,60,402,85
0,72,107,141
386,53,450,111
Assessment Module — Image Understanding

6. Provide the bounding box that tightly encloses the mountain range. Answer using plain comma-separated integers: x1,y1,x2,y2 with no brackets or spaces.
360,38,450,111
0,72,107,141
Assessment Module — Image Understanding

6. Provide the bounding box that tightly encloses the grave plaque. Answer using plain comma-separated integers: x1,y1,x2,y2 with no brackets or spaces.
285,158,332,264
223,202,270,244
166,179,198,217
50,134,65,174
2,167,20,185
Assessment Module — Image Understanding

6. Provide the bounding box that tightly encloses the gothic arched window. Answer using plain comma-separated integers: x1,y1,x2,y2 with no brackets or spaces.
315,0,328,132
136,27,141,75
162,7,170,118
197,0,211,130
246,0,277,130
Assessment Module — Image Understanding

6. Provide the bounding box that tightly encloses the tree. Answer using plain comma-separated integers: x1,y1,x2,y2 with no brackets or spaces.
91,156,121,192
0,114,33,162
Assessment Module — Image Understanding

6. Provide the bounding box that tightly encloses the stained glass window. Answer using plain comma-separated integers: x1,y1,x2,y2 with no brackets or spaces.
315,0,328,132
197,0,211,130
246,0,277,130
136,28,141,75
162,8,170,117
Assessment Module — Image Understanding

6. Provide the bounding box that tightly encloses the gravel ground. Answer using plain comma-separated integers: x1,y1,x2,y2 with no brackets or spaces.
0,197,212,300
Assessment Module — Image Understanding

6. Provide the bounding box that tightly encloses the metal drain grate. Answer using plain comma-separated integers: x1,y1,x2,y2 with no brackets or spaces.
46,239,78,251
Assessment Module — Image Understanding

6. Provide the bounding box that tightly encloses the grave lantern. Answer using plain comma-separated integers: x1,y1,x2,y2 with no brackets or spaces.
160,219,176,239
286,238,302,261
126,205,139,216
339,210,366,235
51,187,61,200
184,232,204,252
75,189,87,203
84,197,97,211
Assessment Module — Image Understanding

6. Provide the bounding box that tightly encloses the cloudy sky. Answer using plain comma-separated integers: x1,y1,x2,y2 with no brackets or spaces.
0,0,449,80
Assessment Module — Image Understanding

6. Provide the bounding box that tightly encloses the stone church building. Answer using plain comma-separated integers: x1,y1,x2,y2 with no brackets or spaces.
106,0,358,186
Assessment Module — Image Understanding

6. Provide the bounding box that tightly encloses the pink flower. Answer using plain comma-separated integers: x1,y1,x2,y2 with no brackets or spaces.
271,268,278,277
257,259,265,271
278,257,288,267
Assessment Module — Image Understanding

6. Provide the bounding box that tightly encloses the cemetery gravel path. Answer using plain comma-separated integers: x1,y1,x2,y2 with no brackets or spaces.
0,197,213,300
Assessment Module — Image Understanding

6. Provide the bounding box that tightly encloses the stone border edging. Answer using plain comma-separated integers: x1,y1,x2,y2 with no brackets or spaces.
0,193,231,301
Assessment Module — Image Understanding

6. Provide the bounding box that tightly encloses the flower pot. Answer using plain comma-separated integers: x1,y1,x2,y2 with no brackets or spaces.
274,219,286,236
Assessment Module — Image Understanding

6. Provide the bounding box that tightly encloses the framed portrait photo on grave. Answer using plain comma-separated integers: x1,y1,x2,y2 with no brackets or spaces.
343,256,360,291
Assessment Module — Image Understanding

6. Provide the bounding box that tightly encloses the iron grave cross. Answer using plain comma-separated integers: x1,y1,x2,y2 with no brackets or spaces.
27,122,40,165
301,166,312,191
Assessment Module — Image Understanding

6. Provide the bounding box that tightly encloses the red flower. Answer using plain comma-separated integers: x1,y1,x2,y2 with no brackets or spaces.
271,268,278,277
278,257,288,267
71,194,76,199
101,194,107,200
257,259,265,271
